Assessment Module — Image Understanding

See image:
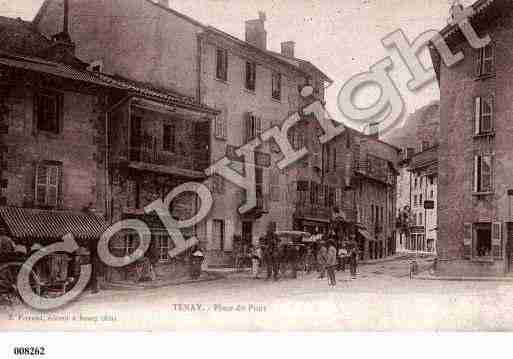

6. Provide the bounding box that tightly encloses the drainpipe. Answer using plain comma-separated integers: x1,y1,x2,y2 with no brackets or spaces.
196,36,202,104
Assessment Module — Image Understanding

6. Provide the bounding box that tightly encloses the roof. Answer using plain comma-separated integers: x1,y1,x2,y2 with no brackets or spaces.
0,51,123,89
34,1,331,83
0,52,218,115
96,73,219,115
0,206,109,243
0,15,86,68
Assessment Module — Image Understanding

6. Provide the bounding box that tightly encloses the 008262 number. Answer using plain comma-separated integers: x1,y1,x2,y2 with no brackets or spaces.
13,346,46,356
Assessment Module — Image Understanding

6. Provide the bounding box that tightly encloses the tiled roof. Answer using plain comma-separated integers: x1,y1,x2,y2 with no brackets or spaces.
96,73,219,114
0,206,109,242
0,52,122,89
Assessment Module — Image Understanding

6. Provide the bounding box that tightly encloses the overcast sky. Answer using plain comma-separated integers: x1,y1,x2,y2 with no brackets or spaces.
0,0,475,135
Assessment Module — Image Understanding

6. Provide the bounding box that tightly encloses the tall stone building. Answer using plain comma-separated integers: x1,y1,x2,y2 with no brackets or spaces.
34,0,332,266
430,0,513,276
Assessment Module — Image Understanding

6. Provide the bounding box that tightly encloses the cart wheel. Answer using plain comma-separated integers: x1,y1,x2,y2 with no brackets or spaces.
0,262,42,306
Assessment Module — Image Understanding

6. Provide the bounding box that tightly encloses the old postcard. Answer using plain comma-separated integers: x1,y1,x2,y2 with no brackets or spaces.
0,0,512,339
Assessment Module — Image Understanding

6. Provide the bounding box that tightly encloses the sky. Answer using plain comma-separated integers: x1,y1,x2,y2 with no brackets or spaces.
0,0,476,136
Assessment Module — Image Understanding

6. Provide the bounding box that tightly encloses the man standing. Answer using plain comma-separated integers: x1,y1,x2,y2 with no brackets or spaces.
326,241,337,286
350,244,358,279
264,222,279,281
251,244,262,279
317,241,327,279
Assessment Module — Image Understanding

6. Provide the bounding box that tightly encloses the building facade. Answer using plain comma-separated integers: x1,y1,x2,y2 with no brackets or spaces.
34,0,334,267
431,0,513,276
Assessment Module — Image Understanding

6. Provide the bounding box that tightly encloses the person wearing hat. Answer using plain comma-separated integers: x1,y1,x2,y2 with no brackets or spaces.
250,243,262,279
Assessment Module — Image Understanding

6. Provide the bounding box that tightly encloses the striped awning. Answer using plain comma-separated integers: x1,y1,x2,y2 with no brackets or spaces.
0,206,109,243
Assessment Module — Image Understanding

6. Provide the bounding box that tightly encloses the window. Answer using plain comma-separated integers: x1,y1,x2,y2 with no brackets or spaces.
419,213,423,226
474,222,492,258
419,194,423,206
474,96,494,135
475,43,494,77
163,124,176,152
414,177,418,188
430,190,434,199
35,91,62,134
421,141,430,151
255,167,263,200
245,61,256,91
214,114,227,139
271,72,281,100
429,177,434,186
413,195,417,207
216,47,228,81
291,128,306,151
297,181,309,204
212,174,224,194
335,188,342,207
35,162,60,207
156,234,170,262
332,147,337,172
269,171,280,202
465,222,502,259
111,234,137,258
244,113,262,142
212,219,225,251
474,155,493,193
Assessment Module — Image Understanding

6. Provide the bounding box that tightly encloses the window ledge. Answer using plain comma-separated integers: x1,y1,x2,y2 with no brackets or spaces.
473,132,495,139
243,88,256,95
474,73,496,81
213,136,227,142
472,191,494,196
271,97,282,104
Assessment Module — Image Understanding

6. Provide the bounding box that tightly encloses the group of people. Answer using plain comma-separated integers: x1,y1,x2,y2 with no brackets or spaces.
248,225,359,286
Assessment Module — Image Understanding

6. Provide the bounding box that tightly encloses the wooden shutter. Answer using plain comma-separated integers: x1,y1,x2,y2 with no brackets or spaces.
473,155,479,192
492,221,502,259
474,97,481,135
463,222,472,259
483,44,494,74
206,220,213,250
225,219,234,250
475,49,483,77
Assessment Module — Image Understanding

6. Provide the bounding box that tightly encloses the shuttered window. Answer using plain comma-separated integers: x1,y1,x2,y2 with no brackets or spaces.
474,155,493,193
492,222,502,259
214,113,227,140
271,72,281,100
474,96,494,135
216,48,228,81
156,234,170,262
35,163,60,208
35,91,61,134
163,124,176,152
212,219,225,251
245,61,256,91
269,170,280,202
244,113,261,142
475,43,494,77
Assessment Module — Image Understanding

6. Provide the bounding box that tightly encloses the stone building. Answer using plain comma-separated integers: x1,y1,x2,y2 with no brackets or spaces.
0,15,116,287
393,102,440,254
0,13,219,286
430,0,513,276
34,0,332,266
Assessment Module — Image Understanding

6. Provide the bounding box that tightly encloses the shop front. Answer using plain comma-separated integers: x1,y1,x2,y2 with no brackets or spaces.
0,206,107,295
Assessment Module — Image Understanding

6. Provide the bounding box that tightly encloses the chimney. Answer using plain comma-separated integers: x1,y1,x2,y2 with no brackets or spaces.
245,11,267,50
158,0,169,7
51,0,75,55
281,41,295,58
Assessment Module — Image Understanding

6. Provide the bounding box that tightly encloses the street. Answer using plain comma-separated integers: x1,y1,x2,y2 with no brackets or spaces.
2,256,513,331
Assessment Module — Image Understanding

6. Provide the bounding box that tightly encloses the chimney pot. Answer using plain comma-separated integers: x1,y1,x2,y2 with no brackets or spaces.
281,41,295,58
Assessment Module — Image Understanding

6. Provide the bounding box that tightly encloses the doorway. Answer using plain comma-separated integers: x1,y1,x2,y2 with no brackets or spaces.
242,221,253,245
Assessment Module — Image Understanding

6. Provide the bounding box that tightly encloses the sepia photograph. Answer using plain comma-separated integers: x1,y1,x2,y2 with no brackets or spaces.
0,0,512,349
